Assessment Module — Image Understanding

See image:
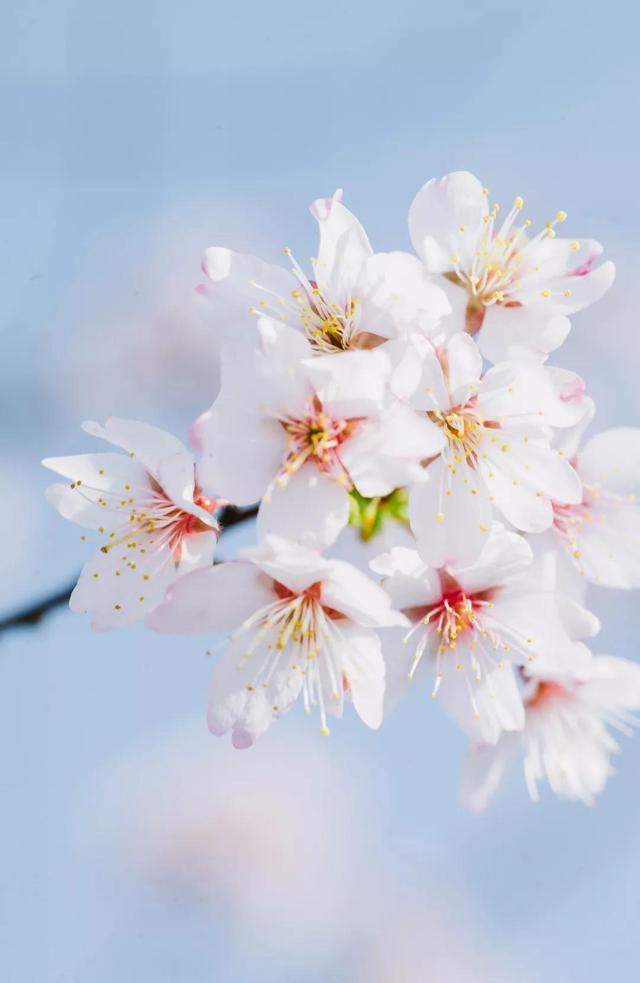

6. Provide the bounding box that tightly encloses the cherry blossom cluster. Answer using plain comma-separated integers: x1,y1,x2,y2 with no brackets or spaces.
44,171,640,809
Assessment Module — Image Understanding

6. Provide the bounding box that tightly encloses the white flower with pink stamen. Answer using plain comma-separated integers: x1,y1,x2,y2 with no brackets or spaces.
371,525,590,745
148,534,407,746
199,190,450,353
197,318,444,548
390,331,584,567
461,656,640,809
43,419,222,630
408,170,615,362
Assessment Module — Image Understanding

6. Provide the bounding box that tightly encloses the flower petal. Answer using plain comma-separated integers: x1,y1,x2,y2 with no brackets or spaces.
452,525,533,595
80,419,187,478
321,559,408,628
337,622,386,729
257,464,349,550
460,735,518,812
408,171,488,272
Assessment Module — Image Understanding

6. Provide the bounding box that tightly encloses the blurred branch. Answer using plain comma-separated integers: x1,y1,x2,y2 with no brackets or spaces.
0,504,258,636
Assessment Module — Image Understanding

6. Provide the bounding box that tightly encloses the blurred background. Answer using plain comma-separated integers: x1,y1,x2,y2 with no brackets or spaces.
1,0,639,979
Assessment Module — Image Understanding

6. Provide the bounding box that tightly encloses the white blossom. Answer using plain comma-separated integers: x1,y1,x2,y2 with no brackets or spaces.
390,331,583,566
43,419,221,629
149,534,406,746
408,170,615,362
371,525,590,744
199,189,450,352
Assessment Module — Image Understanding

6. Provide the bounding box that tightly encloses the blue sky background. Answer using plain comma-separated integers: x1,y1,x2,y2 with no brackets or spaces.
2,1,640,979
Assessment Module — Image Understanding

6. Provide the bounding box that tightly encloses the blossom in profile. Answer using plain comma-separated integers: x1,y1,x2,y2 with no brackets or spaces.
371,524,591,744
199,189,450,352
43,418,221,629
408,170,615,362
391,331,583,566
549,400,640,587
149,533,407,746
461,656,640,809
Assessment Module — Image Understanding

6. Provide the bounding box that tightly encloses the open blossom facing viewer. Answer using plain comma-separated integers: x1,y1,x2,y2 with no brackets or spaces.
43,419,221,630
408,170,615,362
391,331,583,566
149,534,406,746
461,656,640,809
197,318,443,548
371,525,590,744
199,190,450,352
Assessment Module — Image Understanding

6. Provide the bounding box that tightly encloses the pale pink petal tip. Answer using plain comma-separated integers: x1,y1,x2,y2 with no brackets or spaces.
188,412,208,453
309,188,344,221
559,376,586,403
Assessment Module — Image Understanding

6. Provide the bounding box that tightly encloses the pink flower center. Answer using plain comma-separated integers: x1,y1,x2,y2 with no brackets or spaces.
276,396,359,485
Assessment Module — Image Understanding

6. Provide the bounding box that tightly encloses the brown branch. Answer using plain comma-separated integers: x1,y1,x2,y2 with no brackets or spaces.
0,504,258,636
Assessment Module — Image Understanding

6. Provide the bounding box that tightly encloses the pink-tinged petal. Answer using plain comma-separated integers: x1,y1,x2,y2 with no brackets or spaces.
452,525,532,595
309,188,343,221
408,171,488,272
460,735,518,813
477,362,586,429
321,559,407,628
515,257,615,316
147,561,274,635
335,623,386,729
257,464,349,550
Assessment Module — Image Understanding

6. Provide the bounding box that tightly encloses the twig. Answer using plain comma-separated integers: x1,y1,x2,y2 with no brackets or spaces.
0,504,258,636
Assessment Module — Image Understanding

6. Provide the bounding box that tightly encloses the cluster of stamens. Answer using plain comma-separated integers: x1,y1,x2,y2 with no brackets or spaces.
447,192,578,323
429,404,484,466
233,582,348,735
274,396,357,487
248,247,374,353
402,578,534,717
